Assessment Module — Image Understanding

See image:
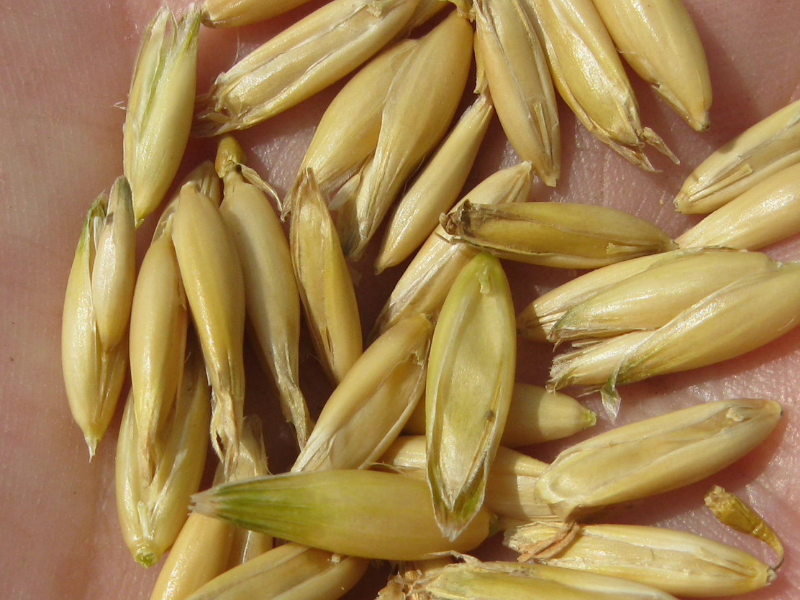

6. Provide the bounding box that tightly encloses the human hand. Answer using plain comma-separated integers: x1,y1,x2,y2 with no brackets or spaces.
1,1,798,598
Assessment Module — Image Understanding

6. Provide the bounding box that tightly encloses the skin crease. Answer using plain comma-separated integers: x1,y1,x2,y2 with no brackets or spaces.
1,0,799,598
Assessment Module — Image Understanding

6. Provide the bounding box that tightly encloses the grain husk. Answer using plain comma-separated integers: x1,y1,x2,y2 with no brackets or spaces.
218,138,312,448
426,253,516,540
290,168,362,383
551,262,800,414
473,0,560,185
592,0,712,131
124,6,200,222
337,11,474,259
376,91,494,272
675,98,800,214
506,521,774,597
676,162,800,251
415,561,679,600
441,201,676,268
284,39,418,217
534,399,783,521
292,314,432,472
129,213,188,480
196,0,419,134
116,347,210,568
521,0,674,169
172,183,246,473
187,543,369,600
551,249,779,342
62,189,130,457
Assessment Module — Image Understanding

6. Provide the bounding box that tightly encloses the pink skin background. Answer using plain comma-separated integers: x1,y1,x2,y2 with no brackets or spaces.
1,0,799,598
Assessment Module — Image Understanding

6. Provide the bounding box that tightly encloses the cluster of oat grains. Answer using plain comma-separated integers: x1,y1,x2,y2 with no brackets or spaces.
58,1,798,599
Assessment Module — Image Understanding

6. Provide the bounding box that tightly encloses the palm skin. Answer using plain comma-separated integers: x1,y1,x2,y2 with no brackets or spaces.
0,1,798,599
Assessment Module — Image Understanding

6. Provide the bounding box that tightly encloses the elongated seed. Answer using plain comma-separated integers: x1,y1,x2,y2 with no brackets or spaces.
426,253,516,540
191,469,493,561
415,561,679,600
535,399,782,521
473,0,560,185
676,162,800,251
124,6,201,222
172,183,246,473
129,217,188,481
376,91,494,272
551,262,800,413
337,11,474,259
218,138,312,449
187,543,369,600
372,162,533,336
441,201,676,269
116,347,210,568
592,0,712,131
90,177,136,350
292,314,432,472
675,98,800,214
290,168,362,383
506,521,774,597
284,39,418,217
517,252,671,342
196,0,420,134
521,0,674,169
62,191,129,457
551,249,779,342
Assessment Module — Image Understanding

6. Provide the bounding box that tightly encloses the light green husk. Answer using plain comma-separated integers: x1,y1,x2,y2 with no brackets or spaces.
372,162,533,336
337,11,474,260
426,253,516,540
116,347,210,568
292,314,432,473
124,6,200,222
534,399,783,521
675,98,800,214
676,162,800,251
592,0,712,131
196,0,420,135
217,137,312,449
191,469,493,561
506,521,774,597
473,0,560,185
441,201,676,268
